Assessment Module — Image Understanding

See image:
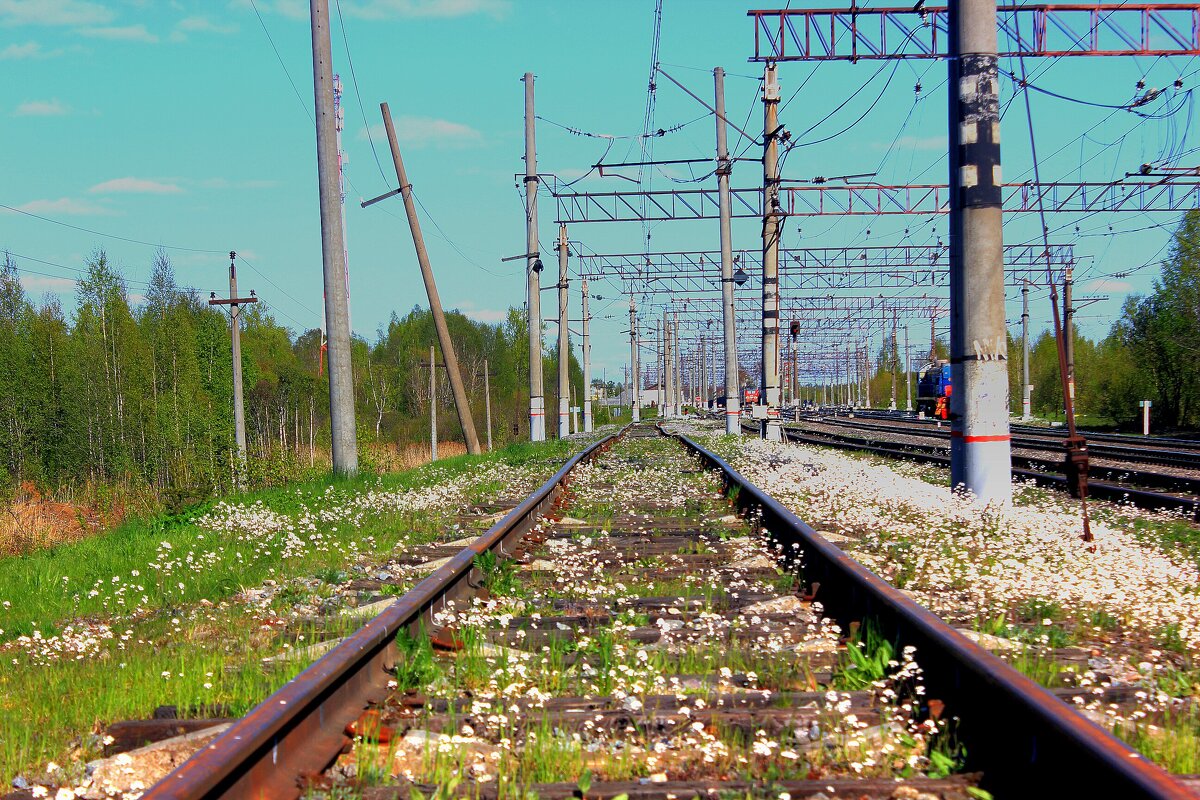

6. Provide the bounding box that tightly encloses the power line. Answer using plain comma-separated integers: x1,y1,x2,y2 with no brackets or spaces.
0,203,226,254
249,0,312,121
333,0,389,186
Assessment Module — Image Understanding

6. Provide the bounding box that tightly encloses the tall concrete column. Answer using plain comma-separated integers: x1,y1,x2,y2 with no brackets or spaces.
714,68,742,434
523,72,545,441
948,0,1012,504
905,324,913,412
629,299,641,422
310,0,357,475
657,316,665,412
582,278,593,433
1022,280,1032,420
557,224,570,439
760,62,783,441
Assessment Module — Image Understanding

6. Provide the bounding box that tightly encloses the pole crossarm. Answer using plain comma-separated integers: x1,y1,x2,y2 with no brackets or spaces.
748,4,1200,61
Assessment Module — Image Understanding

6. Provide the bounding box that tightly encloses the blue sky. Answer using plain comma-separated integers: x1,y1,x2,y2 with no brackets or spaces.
2,0,1196,380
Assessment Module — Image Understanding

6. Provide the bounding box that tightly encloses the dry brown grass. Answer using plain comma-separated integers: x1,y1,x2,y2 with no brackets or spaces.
0,482,115,557
365,441,469,472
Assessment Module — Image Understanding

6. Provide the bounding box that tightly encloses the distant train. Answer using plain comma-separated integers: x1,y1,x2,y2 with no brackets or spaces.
917,361,951,419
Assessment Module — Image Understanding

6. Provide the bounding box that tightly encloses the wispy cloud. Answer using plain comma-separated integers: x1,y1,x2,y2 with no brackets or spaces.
5,197,115,216
1084,278,1134,294
0,40,54,58
360,116,484,149
235,0,507,19
199,177,279,190
455,304,508,323
77,23,157,42
342,0,510,19
19,274,76,293
14,98,69,116
89,177,184,195
0,0,114,26
169,15,238,41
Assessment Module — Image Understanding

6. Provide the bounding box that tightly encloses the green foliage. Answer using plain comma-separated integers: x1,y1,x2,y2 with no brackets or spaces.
834,621,894,690
0,249,566,509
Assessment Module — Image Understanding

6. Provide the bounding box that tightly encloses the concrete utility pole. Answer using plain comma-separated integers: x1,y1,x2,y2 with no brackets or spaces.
380,103,482,455
333,74,352,332
948,0,1012,504
715,67,742,435
208,251,257,477
1022,281,1032,419
630,299,641,422
523,72,545,442
761,62,783,441
904,324,913,411
484,358,493,450
657,317,665,412
930,315,938,362
429,344,437,461
673,309,682,413
698,333,706,413
663,313,674,417
556,224,570,439
1064,264,1076,406
890,315,899,411
582,278,593,433
310,0,357,475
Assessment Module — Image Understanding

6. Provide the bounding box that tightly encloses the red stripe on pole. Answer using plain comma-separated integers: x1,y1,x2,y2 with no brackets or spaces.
950,431,1011,442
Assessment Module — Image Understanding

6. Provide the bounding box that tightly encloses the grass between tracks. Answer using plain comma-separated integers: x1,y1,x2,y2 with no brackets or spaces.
0,435,593,787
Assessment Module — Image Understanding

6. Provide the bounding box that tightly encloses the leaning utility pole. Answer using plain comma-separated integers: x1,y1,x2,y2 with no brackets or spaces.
208,251,257,477
556,224,570,438
582,278,593,433
948,0,1012,504
715,67,741,434
379,103,482,455
630,299,641,422
310,0,357,475
523,72,545,442
761,62,783,441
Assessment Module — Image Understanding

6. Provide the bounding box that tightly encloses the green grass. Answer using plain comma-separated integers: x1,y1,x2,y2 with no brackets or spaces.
0,436,592,785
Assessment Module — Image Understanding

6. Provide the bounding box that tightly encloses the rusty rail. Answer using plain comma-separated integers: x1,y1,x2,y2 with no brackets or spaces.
142,428,625,800
671,429,1192,800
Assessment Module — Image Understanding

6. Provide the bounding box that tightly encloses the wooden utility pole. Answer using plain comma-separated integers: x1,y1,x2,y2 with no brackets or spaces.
310,0,357,476
377,102,481,455
209,251,257,478
715,67,741,434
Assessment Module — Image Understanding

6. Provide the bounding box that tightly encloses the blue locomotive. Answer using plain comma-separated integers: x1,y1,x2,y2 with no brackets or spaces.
917,362,951,419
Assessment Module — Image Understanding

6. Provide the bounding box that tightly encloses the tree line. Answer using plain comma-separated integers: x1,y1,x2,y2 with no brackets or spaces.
0,249,600,506
863,210,1200,431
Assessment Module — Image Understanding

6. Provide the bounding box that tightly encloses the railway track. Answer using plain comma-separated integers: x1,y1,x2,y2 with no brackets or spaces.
777,416,1200,518
139,424,1193,799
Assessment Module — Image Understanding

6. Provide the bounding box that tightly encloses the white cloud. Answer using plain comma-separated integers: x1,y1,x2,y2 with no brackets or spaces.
14,98,68,116
342,0,509,19
5,197,115,216
0,0,113,26
0,40,46,58
89,177,184,195
169,15,238,41
359,116,484,149
459,307,508,323
19,274,75,293
1083,278,1134,294
228,0,307,20
77,24,157,42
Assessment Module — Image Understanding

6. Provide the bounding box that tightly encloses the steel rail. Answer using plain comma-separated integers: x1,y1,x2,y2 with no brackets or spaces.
142,428,626,800
670,429,1193,799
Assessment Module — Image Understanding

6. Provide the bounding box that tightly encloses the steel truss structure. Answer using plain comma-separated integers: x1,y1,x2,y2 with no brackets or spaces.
554,180,1200,223
748,4,1200,62
576,244,1074,293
